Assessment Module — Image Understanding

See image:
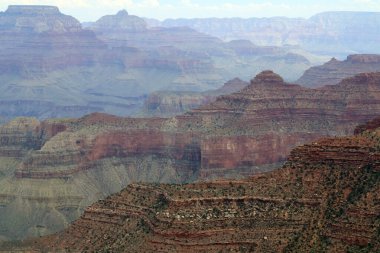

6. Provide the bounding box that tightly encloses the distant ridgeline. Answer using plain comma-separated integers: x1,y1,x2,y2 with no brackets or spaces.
151,11,380,55
0,5,327,121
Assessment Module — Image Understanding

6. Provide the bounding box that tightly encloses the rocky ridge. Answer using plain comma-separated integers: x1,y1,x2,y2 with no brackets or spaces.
21,117,380,252
141,78,248,117
153,11,380,55
296,54,380,88
92,10,147,32
1,71,380,240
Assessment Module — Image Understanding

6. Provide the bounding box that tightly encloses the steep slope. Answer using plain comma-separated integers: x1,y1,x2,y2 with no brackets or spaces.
296,54,380,88
155,11,380,55
1,71,380,240
22,118,380,252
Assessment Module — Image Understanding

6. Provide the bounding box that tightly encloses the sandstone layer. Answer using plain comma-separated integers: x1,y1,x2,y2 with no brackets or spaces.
1,71,380,240
21,118,380,252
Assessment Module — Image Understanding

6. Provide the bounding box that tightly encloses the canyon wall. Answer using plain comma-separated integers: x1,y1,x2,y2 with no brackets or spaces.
22,117,380,252
1,71,380,240
0,6,319,121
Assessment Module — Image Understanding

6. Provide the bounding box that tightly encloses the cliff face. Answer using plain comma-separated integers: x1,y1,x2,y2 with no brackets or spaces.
1,71,380,240
24,119,380,252
296,54,380,88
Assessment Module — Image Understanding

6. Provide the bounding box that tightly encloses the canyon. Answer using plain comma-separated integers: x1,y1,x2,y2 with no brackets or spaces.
0,4,379,250
144,54,380,117
13,113,380,252
1,70,380,240
0,5,319,121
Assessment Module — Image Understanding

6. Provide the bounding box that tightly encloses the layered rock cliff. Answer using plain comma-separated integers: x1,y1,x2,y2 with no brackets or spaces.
1,71,380,240
296,54,380,88
21,118,380,252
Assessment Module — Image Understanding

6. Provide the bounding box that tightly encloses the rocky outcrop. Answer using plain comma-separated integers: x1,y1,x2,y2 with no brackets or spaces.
141,78,248,117
22,122,380,252
2,71,380,240
296,54,380,88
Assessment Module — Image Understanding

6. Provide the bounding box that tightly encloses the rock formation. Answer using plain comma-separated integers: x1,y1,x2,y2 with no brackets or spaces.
1,71,380,240
141,78,248,117
17,117,380,252
0,5,320,120
92,9,147,32
296,54,380,88
0,5,81,33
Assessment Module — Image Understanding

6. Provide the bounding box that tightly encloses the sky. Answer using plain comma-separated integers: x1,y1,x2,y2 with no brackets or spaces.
0,0,379,21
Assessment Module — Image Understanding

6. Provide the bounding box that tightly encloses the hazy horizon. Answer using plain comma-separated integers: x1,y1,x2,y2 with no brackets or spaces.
0,0,379,22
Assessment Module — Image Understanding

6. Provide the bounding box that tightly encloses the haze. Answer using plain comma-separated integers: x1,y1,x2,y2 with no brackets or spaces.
0,0,379,21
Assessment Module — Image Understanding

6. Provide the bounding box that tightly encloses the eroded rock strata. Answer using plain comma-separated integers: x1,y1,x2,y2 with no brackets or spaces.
141,78,248,117
23,119,380,252
296,54,380,88
2,71,380,240
0,5,320,120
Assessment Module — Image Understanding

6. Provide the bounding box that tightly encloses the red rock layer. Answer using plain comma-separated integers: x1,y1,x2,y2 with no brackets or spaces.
25,123,380,252
3,71,380,241
355,117,380,135
10,71,380,181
